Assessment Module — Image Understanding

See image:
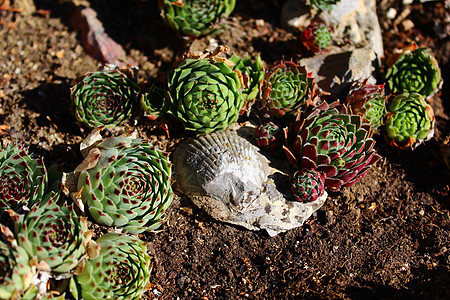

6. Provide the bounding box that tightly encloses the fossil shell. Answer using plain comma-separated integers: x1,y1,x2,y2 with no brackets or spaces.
173,129,327,236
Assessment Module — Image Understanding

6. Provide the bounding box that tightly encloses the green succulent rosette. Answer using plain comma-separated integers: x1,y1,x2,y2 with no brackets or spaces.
385,47,442,98
70,233,152,300
159,0,236,37
76,137,173,234
385,93,435,149
10,197,92,275
139,81,168,120
262,59,314,118
307,0,341,12
291,168,326,203
0,227,35,300
284,102,380,191
230,54,264,102
167,57,244,134
71,65,138,129
0,143,48,215
346,80,388,132
302,21,331,53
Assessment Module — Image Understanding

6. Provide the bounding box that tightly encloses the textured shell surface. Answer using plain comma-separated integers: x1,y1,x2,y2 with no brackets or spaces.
173,130,271,213
173,129,328,236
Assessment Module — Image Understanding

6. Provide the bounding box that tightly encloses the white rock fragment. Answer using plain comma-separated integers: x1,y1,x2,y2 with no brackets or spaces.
173,130,327,236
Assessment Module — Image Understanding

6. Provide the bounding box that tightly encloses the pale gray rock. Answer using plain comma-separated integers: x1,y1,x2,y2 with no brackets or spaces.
173,130,327,237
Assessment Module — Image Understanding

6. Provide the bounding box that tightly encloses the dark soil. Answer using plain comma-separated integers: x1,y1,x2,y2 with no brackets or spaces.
1,0,449,299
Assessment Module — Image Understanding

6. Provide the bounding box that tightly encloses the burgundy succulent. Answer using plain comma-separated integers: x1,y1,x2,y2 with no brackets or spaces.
291,168,326,202
255,122,281,151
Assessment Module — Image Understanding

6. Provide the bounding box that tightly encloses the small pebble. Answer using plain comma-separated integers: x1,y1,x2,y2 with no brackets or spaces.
387,8,397,20
403,0,413,4
402,19,415,31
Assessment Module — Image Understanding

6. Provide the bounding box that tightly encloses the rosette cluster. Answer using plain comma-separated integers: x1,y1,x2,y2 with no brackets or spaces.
384,93,435,149
71,65,137,129
159,0,236,37
255,122,281,151
291,168,326,203
70,233,152,300
284,102,380,191
10,198,92,276
385,47,442,98
307,0,342,11
262,59,314,118
302,21,331,53
346,80,388,132
167,57,244,134
0,143,48,214
76,137,173,234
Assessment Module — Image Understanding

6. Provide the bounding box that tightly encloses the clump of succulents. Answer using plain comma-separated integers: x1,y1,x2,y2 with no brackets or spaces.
345,79,388,132
291,168,326,202
384,92,435,149
73,136,173,234
385,46,442,99
302,21,331,53
139,80,168,120
307,0,342,12
230,54,264,102
262,59,315,118
0,143,48,215
167,55,244,134
70,233,152,300
9,197,94,277
284,102,380,191
255,122,281,151
71,65,138,129
159,0,236,37
0,225,35,300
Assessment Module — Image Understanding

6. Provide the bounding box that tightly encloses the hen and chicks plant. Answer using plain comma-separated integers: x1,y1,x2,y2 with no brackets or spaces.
167,55,244,134
74,136,173,234
159,0,236,37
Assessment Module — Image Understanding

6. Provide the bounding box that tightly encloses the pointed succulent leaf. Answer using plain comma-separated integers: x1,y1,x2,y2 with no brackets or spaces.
386,47,442,98
285,103,380,191
302,21,332,53
12,197,92,275
262,59,315,118
167,58,244,134
0,143,50,215
291,168,326,202
0,225,35,300
76,137,173,234
71,65,138,129
159,0,236,37
70,233,152,300
230,54,264,102
384,92,435,149
346,79,388,131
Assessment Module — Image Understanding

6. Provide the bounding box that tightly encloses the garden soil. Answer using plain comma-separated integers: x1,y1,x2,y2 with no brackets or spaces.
1,0,449,299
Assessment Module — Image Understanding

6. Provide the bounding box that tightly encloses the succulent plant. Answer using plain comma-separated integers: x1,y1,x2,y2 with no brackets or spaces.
139,80,168,120
385,47,442,98
307,0,342,12
0,225,35,300
283,102,380,191
262,59,315,118
158,0,236,37
346,79,388,132
302,21,331,53
167,57,244,134
75,137,173,234
71,65,138,129
291,168,326,202
230,54,264,102
384,92,435,149
70,233,152,300
9,197,93,276
0,143,49,215
255,122,281,151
